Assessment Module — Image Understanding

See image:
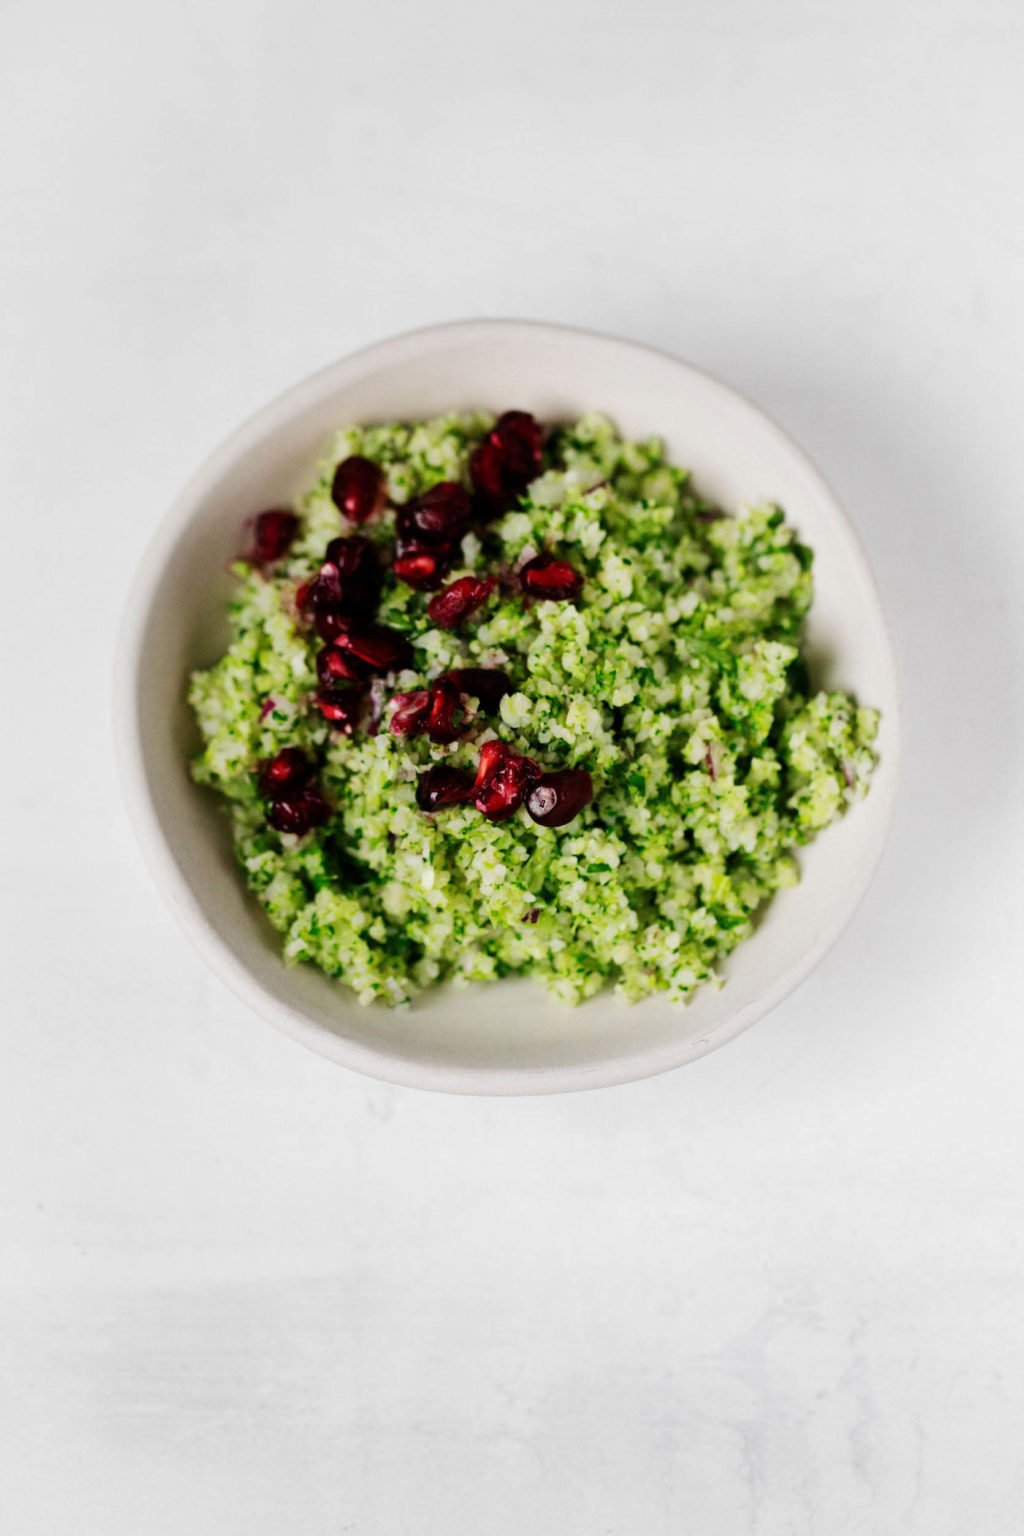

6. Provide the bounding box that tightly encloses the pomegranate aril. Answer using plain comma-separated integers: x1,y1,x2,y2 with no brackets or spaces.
470,411,543,517
519,554,582,601
396,483,472,547
473,738,512,788
443,668,511,713
472,740,540,822
388,678,470,743
324,534,376,577
331,455,386,525
491,411,543,478
526,768,593,828
258,747,313,799
475,760,540,821
299,562,343,615
416,765,474,813
316,687,365,732
249,509,298,565
426,677,469,745
393,549,448,590
267,787,330,835
298,565,347,631
318,643,367,686
389,690,431,738
299,538,380,625
258,748,331,831
427,576,496,630
322,536,381,611
333,622,413,674
313,608,355,643
468,439,510,518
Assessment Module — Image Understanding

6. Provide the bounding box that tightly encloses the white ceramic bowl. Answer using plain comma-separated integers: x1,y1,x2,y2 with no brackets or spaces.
117,320,900,1094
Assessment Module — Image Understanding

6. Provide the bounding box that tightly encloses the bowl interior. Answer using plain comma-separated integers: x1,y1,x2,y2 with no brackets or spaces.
122,323,899,1093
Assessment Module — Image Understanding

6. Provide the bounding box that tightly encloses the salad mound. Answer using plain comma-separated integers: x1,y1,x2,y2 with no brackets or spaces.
189,411,878,1007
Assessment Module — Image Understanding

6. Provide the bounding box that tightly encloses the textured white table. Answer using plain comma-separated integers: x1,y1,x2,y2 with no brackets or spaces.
3,1,1023,1531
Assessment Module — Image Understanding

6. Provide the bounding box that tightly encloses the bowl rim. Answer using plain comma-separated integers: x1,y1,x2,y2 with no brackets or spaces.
114,317,902,1095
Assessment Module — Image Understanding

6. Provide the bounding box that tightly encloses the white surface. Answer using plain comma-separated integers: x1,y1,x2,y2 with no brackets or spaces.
2,0,1022,1530
120,319,900,1093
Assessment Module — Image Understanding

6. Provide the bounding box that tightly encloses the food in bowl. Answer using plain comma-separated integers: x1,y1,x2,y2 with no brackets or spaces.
189,409,879,1007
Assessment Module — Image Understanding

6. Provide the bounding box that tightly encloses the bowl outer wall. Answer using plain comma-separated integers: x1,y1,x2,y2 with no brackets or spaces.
115,320,901,1095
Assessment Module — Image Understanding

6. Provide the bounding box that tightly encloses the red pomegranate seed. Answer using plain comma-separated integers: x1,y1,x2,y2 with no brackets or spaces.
389,689,431,737
267,787,330,835
316,687,365,732
393,549,448,590
491,411,543,478
299,537,380,626
416,765,474,813
426,676,470,744
323,534,375,576
257,747,313,799
472,740,540,821
468,439,510,517
396,483,472,548
526,768,594,828
519,553,582,601
316,605,360,642
317,644,367,686
301,566,355,630
443,668,511,713
323,535,380,608
314,609,356,644
299,561,344,615
249,510,298,565
474,738,512,787
333,622,413,674
470,411,543,517
388,679,471,743
427,576,496,630
331,455,386,525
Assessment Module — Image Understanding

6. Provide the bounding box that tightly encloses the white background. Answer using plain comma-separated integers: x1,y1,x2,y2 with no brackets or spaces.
3,0,1023,1531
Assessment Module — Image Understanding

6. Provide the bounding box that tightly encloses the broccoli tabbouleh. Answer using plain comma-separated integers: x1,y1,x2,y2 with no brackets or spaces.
189,410,879,1007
